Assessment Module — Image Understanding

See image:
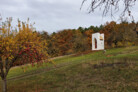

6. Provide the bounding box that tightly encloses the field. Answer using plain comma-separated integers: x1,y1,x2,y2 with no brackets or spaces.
0,46,138,92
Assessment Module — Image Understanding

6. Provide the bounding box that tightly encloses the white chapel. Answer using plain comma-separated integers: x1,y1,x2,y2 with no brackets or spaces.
92,33,104,50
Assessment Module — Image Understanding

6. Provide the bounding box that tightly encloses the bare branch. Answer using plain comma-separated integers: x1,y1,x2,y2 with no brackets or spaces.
81,0,137,18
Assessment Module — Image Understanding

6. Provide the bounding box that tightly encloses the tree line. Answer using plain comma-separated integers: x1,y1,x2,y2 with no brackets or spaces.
39,21,138,57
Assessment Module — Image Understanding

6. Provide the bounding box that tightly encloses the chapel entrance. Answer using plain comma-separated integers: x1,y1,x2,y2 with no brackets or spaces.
94,38,97,49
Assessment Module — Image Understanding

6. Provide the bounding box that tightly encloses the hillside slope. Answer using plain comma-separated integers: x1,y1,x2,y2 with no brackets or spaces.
0,46,138,92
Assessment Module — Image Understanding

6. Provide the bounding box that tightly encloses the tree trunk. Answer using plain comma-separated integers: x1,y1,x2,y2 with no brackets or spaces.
2,77,7,92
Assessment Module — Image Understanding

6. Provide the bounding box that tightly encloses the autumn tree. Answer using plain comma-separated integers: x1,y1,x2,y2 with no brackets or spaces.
120,22,137,46
73,30,88,52
40,31,60,57
100,21,117,48
0,18,48,92
84,29,94,49
54,30,73,55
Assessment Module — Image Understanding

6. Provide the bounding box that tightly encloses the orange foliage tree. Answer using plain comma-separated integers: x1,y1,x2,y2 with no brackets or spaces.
54,30,73,55
100,21,117,48
84,29,94,49
0,18,48,92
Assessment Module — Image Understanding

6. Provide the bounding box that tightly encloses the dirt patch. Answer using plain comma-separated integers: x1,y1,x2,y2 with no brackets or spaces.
106,55,114,57
106,50,138,57
92,62,130,69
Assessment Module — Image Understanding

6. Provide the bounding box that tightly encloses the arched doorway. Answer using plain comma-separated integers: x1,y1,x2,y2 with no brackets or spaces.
94,38,97,49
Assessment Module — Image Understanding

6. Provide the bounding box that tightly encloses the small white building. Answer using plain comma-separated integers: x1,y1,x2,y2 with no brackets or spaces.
92,33,104,50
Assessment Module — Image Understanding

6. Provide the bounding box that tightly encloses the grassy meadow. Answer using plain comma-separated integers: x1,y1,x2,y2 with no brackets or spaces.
0,46,138,92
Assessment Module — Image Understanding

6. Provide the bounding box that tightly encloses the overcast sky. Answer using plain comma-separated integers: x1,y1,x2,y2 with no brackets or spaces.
0,0,138,34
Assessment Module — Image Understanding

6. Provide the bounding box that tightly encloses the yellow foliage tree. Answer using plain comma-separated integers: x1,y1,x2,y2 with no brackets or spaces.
0,18,48,92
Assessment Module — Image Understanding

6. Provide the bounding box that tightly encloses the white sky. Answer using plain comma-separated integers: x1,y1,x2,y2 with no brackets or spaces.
0,0,138,34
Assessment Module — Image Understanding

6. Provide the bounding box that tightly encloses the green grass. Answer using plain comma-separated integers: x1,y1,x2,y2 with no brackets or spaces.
0,46,138,92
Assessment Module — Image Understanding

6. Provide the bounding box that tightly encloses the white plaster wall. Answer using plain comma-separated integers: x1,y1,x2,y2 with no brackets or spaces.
98,33,104,50
92,33,104,50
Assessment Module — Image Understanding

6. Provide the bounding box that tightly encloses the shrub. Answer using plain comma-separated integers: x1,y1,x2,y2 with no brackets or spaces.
117,41,124,47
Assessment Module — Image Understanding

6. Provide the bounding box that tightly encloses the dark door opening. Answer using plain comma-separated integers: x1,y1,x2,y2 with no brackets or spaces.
94,38,97,49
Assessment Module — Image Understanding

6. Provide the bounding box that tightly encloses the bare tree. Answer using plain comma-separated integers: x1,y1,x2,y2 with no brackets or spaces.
81,0,137,18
